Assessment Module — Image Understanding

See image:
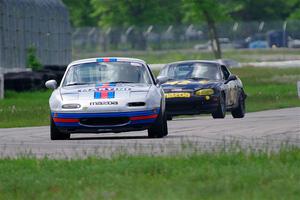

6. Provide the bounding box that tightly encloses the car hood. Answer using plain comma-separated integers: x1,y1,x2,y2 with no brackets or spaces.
162,79,222,91
60,83,151,101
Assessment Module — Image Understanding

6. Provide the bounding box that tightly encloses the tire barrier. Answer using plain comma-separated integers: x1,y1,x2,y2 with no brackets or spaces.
4,65,67,91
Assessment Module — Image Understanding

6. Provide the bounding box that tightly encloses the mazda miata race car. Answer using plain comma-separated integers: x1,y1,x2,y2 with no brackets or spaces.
45,57,168,140
158,60,246,120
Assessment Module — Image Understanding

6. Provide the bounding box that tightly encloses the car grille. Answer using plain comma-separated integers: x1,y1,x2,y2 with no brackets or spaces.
80,117,130,126
167,102,195,112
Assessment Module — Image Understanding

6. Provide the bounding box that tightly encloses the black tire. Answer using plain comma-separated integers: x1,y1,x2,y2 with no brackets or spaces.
167,115,173,121
148,108,168,138
231,94,246,118
50,117,70,140
212,94,226,119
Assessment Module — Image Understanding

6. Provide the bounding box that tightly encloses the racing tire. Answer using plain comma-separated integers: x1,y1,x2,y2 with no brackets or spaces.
212,94,226,119
148,108,168,138
231,94,246,118
50,117,70,140
167,115,173,121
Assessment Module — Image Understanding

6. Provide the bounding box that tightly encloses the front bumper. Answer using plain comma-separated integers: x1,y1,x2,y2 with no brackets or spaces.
165,95,219,116
51,109,159,133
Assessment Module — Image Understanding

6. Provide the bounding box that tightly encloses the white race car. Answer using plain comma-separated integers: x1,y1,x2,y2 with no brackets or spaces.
45,57,168,140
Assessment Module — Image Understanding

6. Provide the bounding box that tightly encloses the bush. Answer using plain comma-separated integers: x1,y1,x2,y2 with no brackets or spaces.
26,46,42,71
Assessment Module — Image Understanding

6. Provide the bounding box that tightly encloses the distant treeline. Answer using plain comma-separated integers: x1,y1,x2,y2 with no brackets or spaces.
62,0,300,58
62,0,300,27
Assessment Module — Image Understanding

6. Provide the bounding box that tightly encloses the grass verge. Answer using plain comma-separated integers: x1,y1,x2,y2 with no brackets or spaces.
1,149,300,199
0,67,299,128
0,90,51,128
231,67,300,112
74,48,300,63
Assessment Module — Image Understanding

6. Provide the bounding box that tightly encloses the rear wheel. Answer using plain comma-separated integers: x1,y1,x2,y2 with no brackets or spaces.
231,94,246,118
148,108,168,138
50,117,70,140
212,94,226,119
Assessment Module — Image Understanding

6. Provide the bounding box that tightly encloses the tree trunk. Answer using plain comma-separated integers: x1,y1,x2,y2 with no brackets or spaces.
203,10,222,59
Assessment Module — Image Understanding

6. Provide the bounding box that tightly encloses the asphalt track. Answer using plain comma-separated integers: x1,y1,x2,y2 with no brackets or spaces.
0,107,299,158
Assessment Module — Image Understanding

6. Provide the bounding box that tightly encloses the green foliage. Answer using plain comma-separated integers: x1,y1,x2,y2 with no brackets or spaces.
1,150,300,199
231,0,299,21
289,8,300,20
62,0,300,27
26,46,42,71
91,0,183,27
182,0,233,23
62,0,98,27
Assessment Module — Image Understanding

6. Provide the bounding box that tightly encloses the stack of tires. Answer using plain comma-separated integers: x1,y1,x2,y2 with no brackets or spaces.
4,66,67,92
44,65,67,84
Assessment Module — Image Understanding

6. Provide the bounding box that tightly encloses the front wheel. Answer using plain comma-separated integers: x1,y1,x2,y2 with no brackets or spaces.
50,117,70,140
167,115,173,121
148,108,168,138
212,94,226,119
231,94,246,118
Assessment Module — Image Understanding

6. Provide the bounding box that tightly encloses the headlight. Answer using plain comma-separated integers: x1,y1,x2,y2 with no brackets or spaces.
195,89,214,96
62,104,81,109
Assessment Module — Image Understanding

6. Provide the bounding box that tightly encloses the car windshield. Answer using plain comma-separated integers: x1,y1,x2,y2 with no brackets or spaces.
63,62,152,86
164,62,221,80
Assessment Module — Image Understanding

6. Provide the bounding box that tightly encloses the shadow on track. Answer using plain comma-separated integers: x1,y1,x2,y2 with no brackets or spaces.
69,135,181,140
69,135,149,140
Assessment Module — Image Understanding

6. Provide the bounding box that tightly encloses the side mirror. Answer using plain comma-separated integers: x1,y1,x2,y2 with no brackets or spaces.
156,76,169,85
45,80,57,89
225,74,237,84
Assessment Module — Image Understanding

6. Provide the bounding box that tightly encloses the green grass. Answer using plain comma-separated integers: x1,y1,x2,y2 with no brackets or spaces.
0,90,52,128
0,67,299,128
1,150,300,199
231,67,300,112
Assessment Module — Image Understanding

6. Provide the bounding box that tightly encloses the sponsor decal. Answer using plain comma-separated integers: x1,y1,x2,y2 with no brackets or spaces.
78,87,131,92
199,80,209,84
90,101,118,106
166,80,191,85
165,92,191,98
75,82,133,98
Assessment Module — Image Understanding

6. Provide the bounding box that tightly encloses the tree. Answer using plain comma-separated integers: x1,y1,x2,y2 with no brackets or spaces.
231,0,298,21
91,0,182,49
62,0,98,27
183,0,236,58
288,0,300,20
